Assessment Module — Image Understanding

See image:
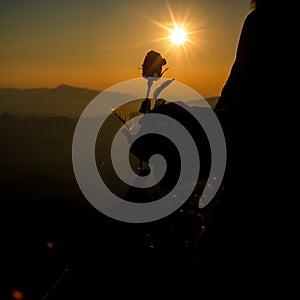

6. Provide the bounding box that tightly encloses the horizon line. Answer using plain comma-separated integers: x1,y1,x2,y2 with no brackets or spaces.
0,83,219,99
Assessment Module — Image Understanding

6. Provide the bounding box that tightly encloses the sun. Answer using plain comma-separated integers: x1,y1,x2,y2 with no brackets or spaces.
170,27,187,45
139,1,205,59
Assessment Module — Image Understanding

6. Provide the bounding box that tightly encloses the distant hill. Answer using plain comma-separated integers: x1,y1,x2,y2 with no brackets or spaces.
205,96,219,108
0,84,219,118
0,84,100,118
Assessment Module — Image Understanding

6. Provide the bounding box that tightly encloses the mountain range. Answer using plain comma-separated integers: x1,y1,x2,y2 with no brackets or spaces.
0,84,219,118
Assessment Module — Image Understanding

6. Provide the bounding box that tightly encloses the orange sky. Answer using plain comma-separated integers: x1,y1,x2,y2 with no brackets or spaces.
0,0,250,98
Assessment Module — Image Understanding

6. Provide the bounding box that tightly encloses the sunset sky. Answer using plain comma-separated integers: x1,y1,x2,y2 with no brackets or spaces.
0,0,251,98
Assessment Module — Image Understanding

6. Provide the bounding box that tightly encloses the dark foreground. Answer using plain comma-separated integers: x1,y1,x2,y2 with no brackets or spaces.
1,172,271,299
0,114,262,298
1,175,230,299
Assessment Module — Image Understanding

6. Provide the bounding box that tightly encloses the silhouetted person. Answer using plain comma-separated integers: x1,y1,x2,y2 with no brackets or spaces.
215,1,258,112
214,0,261,188
201,0,270,272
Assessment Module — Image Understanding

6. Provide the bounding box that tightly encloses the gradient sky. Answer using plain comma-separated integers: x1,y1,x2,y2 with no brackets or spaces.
0,0,251,98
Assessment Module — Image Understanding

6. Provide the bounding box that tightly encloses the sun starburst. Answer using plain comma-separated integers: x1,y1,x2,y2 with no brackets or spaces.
139,1,204,62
